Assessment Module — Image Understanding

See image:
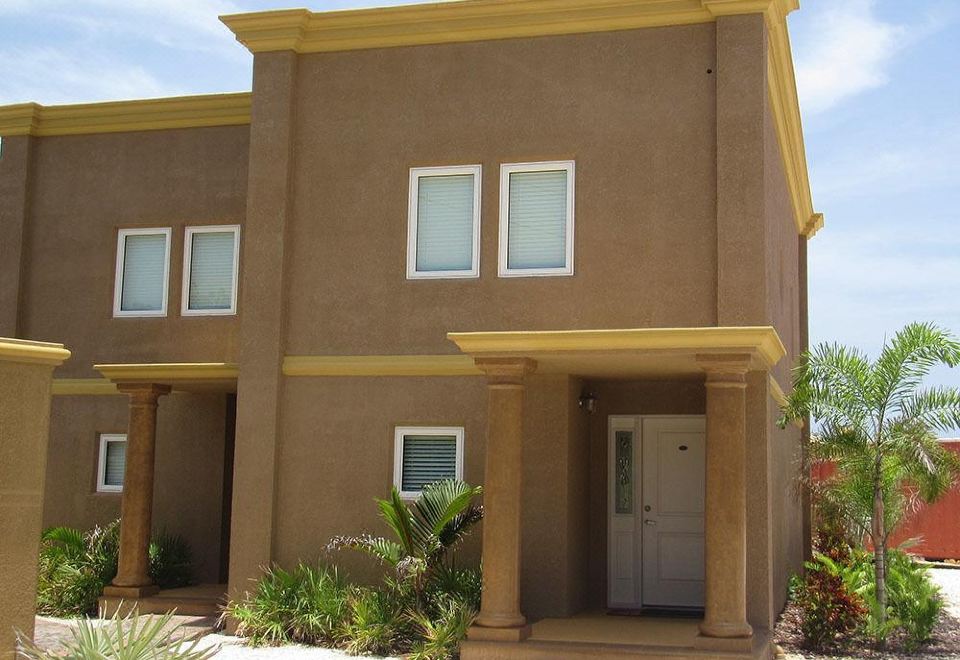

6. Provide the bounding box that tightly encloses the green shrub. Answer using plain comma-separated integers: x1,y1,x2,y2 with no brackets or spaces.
339,586,410,656
17,609,217,660
794,554,867,650
224,563,348,646
409,594,478,660
36,521,194,617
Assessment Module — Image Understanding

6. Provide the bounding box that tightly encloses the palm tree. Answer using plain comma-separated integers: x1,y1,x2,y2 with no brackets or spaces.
780,322,960,634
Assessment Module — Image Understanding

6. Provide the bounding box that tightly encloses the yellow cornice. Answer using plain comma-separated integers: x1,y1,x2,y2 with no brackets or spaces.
0,93,251,138
283,354,481,377
52,378,119,396
0,338,70,366
94,362,239,382
448,326,786,368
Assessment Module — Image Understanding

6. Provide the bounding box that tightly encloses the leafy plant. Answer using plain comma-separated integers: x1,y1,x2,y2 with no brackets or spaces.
338,586,410,656
149,532,193,590
409,594,478,660
781,322,960,636
224,563,348,646
793,552,867,650
16,609,217,660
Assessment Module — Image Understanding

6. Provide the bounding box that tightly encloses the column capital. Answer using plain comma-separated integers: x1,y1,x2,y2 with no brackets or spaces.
474,357,537,386
116,383,172,403
697,354,752,386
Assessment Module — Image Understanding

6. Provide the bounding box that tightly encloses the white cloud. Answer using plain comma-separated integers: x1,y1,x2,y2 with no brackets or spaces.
794,0,906,114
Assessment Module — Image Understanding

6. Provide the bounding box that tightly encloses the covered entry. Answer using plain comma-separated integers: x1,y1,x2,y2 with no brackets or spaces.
608,415,705,611
447,326,785,659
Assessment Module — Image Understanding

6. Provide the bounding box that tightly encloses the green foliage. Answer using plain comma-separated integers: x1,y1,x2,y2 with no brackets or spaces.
16,609,217,660
224,563,349,646
36,520,194,617
338,586,410,656
408,595,478,660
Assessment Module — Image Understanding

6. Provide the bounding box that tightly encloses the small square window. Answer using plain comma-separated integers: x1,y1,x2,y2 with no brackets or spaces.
97,434,127,493
407,166,481,279
113,228,172,317
498,161,575,277
182,225,240,315
393,426,464,498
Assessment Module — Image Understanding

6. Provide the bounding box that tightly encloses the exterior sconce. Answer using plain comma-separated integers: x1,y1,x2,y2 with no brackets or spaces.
578,391,598,414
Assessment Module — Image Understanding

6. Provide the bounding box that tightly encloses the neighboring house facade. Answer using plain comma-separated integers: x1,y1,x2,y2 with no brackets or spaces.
0,1,822,658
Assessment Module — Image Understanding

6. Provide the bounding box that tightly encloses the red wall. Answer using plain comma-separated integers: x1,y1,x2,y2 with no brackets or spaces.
812,440,960,560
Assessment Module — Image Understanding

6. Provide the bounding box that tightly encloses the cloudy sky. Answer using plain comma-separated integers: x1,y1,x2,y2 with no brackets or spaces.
2,0,958,390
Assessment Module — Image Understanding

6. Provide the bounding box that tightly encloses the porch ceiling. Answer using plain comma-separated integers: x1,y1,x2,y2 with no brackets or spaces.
93,362,239,392
447,326,785,379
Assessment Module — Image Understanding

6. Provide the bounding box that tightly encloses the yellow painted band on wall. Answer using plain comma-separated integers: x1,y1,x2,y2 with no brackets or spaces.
94,362,240,381
283,355,481,377
0,338,70,366
0,93,251,137
51,379,120,396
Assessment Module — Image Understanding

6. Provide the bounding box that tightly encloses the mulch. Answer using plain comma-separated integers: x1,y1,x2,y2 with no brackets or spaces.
773,600,960,659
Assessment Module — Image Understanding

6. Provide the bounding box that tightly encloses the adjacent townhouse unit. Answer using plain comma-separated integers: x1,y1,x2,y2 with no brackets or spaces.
0,0,823,658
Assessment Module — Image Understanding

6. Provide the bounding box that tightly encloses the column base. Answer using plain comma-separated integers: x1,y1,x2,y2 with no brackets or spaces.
694,631,754,653
467,623,532,642
102,584,160,599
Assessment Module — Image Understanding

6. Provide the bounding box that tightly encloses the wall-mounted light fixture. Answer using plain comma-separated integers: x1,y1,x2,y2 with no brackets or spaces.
578,391,598,414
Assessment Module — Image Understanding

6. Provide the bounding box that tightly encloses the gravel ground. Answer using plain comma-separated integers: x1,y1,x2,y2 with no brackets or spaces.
777,567,960,660
192,635,399,659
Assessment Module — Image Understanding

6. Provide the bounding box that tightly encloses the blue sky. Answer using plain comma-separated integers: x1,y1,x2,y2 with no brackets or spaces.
2,0,958,393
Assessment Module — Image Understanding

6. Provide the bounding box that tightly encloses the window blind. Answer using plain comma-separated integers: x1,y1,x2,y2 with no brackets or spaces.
416,174,475,272
104,441,126,487
506,170,568,270
121,234,167,311
401,434,457,492
188,231,236,310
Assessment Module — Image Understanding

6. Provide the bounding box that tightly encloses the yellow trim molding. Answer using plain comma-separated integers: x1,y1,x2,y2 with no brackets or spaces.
448,326,786,368
0,338,70,366
94,362,239,382
221,0,820,238
0,93,251,137
283,354,480,377
52,378,119,396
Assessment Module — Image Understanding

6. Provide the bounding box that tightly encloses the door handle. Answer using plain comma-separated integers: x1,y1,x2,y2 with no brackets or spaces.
644,519,657,526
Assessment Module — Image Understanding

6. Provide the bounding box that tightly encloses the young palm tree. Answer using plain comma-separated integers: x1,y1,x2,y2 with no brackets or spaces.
780,322,960,634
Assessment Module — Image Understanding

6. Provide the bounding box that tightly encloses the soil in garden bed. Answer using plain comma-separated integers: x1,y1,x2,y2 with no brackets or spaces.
773,601,960,659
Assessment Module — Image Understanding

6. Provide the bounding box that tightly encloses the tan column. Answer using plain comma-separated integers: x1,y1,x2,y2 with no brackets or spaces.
104,383,170,597
697,355,753,648
470,357,536,642
0,338,69,660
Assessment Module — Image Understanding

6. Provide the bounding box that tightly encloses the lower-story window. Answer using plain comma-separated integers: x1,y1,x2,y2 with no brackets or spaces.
393,426,464,498
97,433,127,493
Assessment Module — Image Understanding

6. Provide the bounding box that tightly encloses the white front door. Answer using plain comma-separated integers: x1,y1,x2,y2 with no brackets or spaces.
607,415,705,610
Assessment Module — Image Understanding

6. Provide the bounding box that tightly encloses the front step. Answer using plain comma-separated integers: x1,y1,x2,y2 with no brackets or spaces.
99,584,226,618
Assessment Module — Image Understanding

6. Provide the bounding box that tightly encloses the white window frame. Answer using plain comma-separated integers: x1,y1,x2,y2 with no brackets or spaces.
406,165,482,280
96,433,127,493
498,160,576,278
113,227,172,317
181,224,241,316
393,426,465,499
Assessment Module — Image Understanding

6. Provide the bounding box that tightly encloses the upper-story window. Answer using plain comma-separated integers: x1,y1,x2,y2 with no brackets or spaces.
113,228,172,317
498,160,575,277
182,225,241,316
407,165,481,279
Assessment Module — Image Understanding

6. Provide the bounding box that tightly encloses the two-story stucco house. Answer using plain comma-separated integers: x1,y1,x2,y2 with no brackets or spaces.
0,0,823,658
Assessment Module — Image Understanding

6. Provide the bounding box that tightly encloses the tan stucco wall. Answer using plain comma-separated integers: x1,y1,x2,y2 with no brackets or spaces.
12,126,248,376
0,353,60,660
283,24,719,356
42,393,228,583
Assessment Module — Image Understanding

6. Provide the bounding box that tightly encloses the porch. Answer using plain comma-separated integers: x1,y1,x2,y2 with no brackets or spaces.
446,327,787,660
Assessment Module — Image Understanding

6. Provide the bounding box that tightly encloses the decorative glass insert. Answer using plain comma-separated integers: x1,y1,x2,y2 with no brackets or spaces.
615,430,633,514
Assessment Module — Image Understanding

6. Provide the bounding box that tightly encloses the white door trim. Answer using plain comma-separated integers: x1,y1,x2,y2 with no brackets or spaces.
607,414,706,610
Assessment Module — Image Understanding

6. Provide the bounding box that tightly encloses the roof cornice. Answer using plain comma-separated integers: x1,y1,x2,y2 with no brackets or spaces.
221,0,820,237
0,92,251,138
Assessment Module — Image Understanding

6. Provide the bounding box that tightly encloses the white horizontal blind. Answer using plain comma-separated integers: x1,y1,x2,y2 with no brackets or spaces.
401,434,457,493
104,440,126,488
416,174,475,272
507,169,568,270
121,233,167,311
188,231,236,310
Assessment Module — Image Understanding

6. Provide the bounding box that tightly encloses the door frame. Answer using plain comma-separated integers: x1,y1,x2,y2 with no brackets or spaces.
606,414,705,609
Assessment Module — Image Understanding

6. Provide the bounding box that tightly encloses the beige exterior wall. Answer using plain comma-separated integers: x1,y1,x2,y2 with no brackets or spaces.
43,393,228,583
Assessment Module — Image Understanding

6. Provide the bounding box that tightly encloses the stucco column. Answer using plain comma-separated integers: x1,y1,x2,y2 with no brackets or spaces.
104,383,171,597
0,338,69,660
470,357,536,642
696,355,753,649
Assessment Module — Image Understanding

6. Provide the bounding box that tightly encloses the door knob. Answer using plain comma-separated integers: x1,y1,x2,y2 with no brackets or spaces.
644,519,657,526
